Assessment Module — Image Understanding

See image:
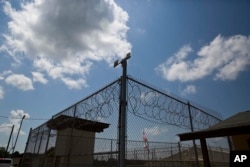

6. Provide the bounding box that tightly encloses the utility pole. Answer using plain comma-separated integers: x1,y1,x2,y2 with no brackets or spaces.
12,115,26,153
114,53,131,167
5,125,14,157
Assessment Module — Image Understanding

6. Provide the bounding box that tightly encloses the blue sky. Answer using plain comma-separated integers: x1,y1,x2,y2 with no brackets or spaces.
0,0,250,153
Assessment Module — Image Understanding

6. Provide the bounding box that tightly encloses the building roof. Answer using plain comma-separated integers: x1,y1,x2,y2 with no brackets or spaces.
47,115,109,132
178,110,250,141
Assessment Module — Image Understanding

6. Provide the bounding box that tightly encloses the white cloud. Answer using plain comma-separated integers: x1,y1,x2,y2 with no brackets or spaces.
143,126,168,136
2,0,131,89
156,35,250,82
61,77,87,89
155,44,194,82
5,74,34,91
0,109,30,135
33,57,92,88
0,86,4,99
182,85,196,95
0,70,12,80
32,71,48,84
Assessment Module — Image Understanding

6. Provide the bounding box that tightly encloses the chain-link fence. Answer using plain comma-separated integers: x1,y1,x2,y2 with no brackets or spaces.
21,136,229,167
21,77,228,167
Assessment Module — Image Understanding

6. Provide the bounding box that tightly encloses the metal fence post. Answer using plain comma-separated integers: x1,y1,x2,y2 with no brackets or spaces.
20,128,32,167
187,102,199,167
114,53,130,167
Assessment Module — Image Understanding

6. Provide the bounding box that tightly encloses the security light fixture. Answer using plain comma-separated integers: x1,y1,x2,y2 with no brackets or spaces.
113,52,131,68
113,60,119,67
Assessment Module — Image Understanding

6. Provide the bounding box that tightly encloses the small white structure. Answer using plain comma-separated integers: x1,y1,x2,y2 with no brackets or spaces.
47,115,109,166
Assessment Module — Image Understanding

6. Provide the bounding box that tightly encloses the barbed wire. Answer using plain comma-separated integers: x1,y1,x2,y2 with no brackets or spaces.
127,76,221,130
52,78,120,121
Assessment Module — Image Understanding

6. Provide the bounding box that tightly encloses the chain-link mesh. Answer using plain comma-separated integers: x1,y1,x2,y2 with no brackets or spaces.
21,77,228,167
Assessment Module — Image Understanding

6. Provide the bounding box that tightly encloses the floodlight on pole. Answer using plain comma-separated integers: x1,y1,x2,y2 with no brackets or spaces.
113,53,131,68
114,52,131,167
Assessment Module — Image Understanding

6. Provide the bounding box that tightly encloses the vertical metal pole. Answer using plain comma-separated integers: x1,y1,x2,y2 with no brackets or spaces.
118,78,122,166
43,128,52,167
5,125,14,157
33,128,40,154
67,106,77,167
44,129,52,154
227,136,233,150
20,128,32,167
110,139,113,167
37,130,44,154
114,53,130,167
178,142,183,167
187,102,199,167
147,148,149,162
171,144,173,167
119,59,127,167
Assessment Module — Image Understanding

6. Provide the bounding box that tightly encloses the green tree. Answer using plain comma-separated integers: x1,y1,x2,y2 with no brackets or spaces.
11,151,20,157
0,147,10,157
